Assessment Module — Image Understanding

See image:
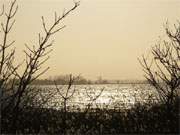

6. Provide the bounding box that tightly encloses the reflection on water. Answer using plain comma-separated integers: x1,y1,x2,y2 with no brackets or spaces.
34,84,159,110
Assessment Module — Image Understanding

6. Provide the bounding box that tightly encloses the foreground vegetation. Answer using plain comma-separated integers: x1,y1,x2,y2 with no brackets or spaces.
2,96,179,134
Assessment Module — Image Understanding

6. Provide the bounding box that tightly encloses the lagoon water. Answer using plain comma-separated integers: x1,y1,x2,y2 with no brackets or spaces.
34,84,159,110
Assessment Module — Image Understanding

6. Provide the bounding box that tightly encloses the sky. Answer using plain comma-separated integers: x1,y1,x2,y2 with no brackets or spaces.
1,0,180,80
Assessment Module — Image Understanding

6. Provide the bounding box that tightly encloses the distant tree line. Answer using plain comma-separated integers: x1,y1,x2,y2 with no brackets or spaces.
31,75,148,85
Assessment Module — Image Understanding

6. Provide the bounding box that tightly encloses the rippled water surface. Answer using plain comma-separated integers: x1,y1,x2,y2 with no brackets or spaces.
34,84,159,110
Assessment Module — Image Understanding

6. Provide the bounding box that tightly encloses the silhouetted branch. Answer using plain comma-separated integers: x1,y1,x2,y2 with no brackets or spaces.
0,1,80,132
0,5,4,17
0,0,17,75
139,21,180,105
54,74,80,134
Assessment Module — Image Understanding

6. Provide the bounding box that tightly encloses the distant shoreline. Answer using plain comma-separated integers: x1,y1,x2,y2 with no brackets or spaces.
26,75,148,85
30,82,149,85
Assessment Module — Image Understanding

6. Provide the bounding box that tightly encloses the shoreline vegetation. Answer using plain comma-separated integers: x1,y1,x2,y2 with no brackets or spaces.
2,96,179,134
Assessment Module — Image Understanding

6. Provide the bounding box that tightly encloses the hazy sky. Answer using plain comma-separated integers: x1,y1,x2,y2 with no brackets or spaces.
1,0,180,80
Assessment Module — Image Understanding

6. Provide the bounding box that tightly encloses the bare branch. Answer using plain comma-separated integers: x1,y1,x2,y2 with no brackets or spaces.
0,5,4,17
139,21,180,105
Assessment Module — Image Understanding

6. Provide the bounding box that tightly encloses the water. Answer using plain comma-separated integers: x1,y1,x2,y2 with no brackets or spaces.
33,84,159,110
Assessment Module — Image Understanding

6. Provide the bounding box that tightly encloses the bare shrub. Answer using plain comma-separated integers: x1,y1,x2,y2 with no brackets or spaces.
0,0,79,133
139,22,180,105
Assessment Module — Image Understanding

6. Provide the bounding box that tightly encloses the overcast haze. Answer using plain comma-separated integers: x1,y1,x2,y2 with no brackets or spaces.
1,0,180,80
